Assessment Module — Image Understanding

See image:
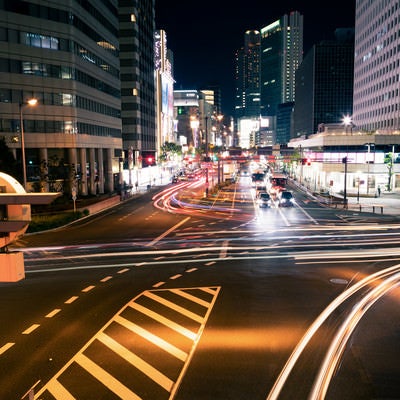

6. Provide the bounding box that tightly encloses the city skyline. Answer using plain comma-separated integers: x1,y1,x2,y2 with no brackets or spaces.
155,1,356,116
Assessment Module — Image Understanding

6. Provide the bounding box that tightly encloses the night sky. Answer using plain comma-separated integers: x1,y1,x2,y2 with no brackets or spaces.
155,1,356,116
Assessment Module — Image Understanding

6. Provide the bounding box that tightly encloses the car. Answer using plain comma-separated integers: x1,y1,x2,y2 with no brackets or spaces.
255,185,267,197
279,190,295,207
257,192,272,208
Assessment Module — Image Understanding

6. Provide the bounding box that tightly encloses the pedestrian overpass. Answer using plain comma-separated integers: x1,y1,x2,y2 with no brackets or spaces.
0,172,60,282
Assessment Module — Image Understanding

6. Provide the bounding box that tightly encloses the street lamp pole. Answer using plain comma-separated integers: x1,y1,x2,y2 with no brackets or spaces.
342,156,348,208
19,104,27,191
19,98,38,191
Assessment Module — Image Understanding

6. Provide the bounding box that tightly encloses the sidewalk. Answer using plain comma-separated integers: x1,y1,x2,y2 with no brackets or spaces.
311,189,400,216
290,179,400,216
342,191,400,216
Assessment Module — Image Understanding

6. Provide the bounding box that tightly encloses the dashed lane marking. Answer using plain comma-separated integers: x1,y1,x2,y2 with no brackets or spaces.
0,343,14,355
22,324,40,335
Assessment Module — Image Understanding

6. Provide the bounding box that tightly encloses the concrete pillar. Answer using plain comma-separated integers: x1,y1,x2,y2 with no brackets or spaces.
97,148,105,194
89,148,96,195
68,148,78,194
105,148,114,193
79,148,88,196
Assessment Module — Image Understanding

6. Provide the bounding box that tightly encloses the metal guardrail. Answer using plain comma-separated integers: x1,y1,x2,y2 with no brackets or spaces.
290,179,385,214
315,194,384,214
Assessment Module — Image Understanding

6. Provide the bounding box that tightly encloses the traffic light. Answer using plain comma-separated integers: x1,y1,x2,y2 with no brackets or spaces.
142,153,156,167
342,156,348,164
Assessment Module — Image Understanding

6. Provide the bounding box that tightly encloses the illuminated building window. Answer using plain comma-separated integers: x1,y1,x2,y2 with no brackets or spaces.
131,14,136,22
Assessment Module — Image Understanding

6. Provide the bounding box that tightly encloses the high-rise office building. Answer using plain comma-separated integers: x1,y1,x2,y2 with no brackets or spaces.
234,30,260,119
119,0,157,167
260,11,303,117
293,29,354,137
353,0,400,132
0,0,122,195
155,29,175,149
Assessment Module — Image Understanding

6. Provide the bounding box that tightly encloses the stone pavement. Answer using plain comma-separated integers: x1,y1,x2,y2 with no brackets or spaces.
290,179,400,217
340,191,400,216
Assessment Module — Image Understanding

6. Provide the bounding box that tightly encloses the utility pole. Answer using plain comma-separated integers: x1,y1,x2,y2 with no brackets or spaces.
342,156,348,208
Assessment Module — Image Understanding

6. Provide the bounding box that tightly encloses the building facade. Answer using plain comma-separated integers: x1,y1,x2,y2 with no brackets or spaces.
155,29,175,150
289,125,400,196
260,11,303,118
0,0,122,195
119,0,157,169
353,0,400,132
234,30,261,119
293,28,355,138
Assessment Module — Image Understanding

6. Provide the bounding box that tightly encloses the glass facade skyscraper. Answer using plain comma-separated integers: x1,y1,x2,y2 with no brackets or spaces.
353,0,400,132
0,0,122,194
260,11,303,117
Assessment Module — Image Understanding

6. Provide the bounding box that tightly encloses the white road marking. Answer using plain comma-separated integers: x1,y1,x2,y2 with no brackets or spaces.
22,324,40,334
65,296,78,304
0,342,14,355
114,315,187,362
144,291,203,323
82,285,95,292
45,309,61,318
97,331,174,391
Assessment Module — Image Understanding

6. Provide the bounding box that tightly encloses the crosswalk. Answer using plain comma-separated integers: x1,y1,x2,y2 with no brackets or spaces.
34,286,221,400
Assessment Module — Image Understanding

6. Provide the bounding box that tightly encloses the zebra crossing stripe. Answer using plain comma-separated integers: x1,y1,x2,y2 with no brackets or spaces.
129,301,197,340
114,314,188,361
75,353,141,400
170,288,211,307
46,378,75,400
97,331,174,391
144,291,204,322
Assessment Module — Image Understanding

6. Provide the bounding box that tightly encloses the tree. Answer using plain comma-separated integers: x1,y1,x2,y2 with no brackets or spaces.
384,152,394,191
0,137,20,179
159,142,182,162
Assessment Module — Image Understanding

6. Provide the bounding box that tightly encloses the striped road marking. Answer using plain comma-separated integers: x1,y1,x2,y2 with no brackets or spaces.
34,286,220,399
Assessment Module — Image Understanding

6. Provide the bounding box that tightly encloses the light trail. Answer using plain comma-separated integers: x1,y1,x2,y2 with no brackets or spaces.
310,271,400,399
266,263,400,400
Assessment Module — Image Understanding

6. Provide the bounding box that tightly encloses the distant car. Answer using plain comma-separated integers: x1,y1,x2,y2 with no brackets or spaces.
279,191,295,207
257,192,272,208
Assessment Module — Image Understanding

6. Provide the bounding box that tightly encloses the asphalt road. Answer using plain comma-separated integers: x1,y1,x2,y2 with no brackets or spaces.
3,176,400,400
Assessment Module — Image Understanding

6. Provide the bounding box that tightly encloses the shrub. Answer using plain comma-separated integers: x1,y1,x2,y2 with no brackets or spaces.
27,211,85,233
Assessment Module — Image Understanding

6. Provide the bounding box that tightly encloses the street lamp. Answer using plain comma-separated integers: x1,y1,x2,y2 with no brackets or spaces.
342,115,353,134
19,98,38,191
